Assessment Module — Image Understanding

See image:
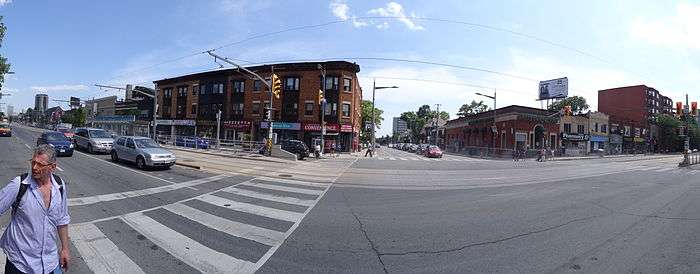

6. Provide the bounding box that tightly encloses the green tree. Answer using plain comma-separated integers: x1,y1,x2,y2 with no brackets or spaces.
657,114,682,152
360,100,384,142
547,96,590,114
62,107,87,127
457,100,489,117
0,16,11,89
400,111,424,142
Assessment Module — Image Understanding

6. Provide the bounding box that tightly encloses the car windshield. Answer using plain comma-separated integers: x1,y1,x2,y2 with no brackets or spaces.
45,133,68,141
135,139,160,148
57,128,70,133
0,124,7,129
88,130,112,138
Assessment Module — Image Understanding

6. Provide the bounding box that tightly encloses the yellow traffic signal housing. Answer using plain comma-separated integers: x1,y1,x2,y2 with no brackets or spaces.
318,89,324,103
272,74,282,99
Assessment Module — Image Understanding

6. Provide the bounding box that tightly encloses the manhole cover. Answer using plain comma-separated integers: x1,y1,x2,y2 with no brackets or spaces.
278,174,293,178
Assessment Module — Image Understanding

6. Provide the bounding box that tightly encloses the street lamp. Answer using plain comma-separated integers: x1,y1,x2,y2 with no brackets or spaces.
372,79,398,149
476,90,497,155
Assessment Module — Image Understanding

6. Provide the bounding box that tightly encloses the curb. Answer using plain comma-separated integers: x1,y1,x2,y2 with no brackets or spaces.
167,146,292,164
175,162,201,169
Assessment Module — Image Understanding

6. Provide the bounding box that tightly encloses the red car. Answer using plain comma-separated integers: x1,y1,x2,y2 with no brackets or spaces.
57,127,74,139
424,145,443,158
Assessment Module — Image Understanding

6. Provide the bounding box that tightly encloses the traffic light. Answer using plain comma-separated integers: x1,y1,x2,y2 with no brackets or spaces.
271,74,281,99
318,89,324,104
676,102,683,117
692,102,697,116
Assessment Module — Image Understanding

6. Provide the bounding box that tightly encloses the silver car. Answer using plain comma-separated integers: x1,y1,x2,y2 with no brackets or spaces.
73,127,114,154
111,136,176,169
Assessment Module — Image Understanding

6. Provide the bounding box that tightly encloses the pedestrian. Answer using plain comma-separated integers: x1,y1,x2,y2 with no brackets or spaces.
0,144,70,274
364,143,374,157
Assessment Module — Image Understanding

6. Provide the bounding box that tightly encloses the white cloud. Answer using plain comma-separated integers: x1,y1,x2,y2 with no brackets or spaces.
330,0,350,20
30,84,89,92
0,0,11,7
629,2,700,50
367,2,424,30
376,22,389,29
352,16,368,27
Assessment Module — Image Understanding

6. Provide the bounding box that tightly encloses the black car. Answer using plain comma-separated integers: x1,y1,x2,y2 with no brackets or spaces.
37,131,75,157
280,140,309,160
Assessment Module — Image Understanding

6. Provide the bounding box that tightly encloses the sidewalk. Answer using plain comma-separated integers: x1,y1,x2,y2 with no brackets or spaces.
444,150,679,162
164,145,294,164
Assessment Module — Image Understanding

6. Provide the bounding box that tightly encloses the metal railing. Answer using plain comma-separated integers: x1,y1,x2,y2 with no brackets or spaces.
154,133,264,154
682,151,700,166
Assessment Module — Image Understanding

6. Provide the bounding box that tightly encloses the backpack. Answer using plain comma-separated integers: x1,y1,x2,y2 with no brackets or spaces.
11,173,64,216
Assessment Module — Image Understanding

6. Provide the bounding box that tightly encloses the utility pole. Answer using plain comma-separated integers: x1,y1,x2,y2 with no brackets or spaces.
216,109,221,149
684,93,690,165
434,103,441,146
319,64,326,157
371,80,399,150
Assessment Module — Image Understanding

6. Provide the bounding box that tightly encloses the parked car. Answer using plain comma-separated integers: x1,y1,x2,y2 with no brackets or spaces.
424,145,443,158
57,127,74,139
0,123,11,137
280,140,309,160
73,127,114,154
175,136,210,149
111,136,176,169
37,131,74,157
416,144,429,154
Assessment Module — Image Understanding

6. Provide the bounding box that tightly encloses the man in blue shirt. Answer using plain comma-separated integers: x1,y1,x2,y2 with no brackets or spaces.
0,145,70,274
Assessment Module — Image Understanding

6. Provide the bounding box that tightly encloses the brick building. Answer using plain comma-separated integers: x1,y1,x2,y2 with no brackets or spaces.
444,105,559,156
598,85,673,153
153,61,363,152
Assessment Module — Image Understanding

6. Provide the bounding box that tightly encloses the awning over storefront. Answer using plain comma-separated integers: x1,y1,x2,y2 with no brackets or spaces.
590,135,608,142
260,122,301,130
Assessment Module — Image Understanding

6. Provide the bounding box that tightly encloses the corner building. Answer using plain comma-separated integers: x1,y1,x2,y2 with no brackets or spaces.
154,61,363,152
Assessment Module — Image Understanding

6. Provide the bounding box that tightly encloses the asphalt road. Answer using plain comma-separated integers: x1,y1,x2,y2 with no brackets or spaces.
260,147,700,273
2,126,698,273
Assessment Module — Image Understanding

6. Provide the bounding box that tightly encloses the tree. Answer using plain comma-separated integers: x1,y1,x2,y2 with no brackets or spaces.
547,96,590,114
0,16,10,89
457,100,489,117
61,107,87,127
360,100,384,142
417,105,432,120
657,114,682,152
400,111,423,142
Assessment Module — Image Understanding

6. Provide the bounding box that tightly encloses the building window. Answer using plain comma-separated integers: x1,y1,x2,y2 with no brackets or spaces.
232,103,244,115
624,126,631,136
325,76,339,90
176,105,184,115
199,85,206,95
191,104,197,115
232,80,245,93
177,86,187,97
564,123,571,133
162,105,171,116
284,77,300,91
342,103,351,117
577,125,585,134
343,78,351,92
594,123,598,132
252,102,260,115
304,102,314,116
163,88,172,98
264,101,271,112
253,80,262,92
601,124,607,133
213,83,224,94
331,102,337,116
634,127,640,137
192,85,198,96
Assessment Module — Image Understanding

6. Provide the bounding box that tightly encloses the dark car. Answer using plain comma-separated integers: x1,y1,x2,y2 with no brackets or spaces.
280,140,309,160
38,131,74,157
0,123,11,137
175,136,210,149
424,145,443,158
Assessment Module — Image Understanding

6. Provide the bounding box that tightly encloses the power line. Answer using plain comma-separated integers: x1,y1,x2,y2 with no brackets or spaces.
102,16,653,87
357,76,527,94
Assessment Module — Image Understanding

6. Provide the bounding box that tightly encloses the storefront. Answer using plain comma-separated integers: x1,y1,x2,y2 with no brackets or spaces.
561,133,589,156
91,115,135,136
260,122,301,143
589,135,608,152
608,134,622,154
301,123,353,152
222,120,251,141
156,119,197,140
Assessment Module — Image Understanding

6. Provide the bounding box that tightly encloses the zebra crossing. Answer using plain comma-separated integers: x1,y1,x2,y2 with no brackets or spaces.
64,176,331,273
367,156,483,162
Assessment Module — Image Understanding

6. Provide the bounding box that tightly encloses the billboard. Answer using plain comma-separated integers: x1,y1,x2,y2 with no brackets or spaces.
69,97,81,108
538,77,568,100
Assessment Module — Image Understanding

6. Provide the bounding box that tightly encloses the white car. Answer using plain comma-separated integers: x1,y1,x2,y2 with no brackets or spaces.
111,136,176,170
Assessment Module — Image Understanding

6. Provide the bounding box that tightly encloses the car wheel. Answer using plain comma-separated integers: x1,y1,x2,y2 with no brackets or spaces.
298,153,304,160
111,151,119,162
66,152,73,157
88,144,94,154
136,156,147,170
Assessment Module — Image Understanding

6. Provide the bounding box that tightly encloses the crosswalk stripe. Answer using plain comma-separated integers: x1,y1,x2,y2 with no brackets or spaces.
388,157,396,160
255,176,329,188
241,181,324,196
688,170,699,175
430,158,440,161
197,194,302,222
163,203,285,247
122,213,256,274
421,158,431,161
221,187,314,207
399,157,407,160
70,223,145,274
654,167,674,172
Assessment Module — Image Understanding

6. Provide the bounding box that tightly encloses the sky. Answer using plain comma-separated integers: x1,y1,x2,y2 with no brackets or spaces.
1,0,700,136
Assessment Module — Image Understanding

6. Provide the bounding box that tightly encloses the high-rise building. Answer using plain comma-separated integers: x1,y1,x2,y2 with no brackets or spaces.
6,105,13,116
35,94,48,112
392,117,408,136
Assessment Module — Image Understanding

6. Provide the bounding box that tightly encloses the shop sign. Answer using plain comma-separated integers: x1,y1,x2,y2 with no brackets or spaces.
340,124,353,133
561,133,589,141
304,123,340,131
633,137,645,143
590,135,608,142
223,120,251,130
260,122,300,130
157,119,196,126
623,136,635,142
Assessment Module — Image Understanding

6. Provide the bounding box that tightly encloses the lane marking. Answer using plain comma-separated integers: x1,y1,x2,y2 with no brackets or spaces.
163,203,285,247
197,194,302,223
24,144,30,149
69,174,232,206
74,150,176,185
122,213,256,274
70,223,145,274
